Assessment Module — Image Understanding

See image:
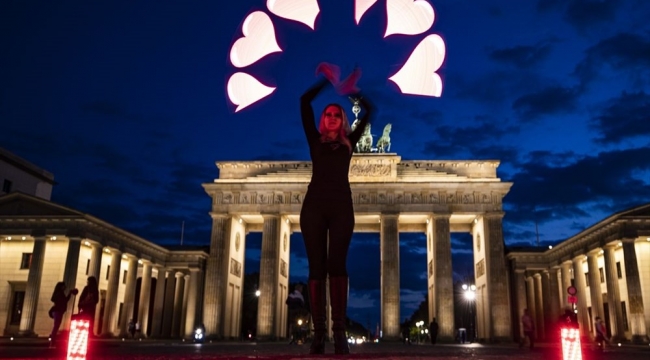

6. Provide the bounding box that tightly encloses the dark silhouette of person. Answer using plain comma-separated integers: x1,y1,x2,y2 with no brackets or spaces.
520,308,535,349
49,282,77,343
286,284,306,344
300,63,373,355
429,318,439,344
77,276,99,337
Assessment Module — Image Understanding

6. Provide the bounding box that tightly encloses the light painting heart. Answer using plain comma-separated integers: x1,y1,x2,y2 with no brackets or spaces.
389,34,446,97
227,72,277,112
230,11,282,68
385,0,435,37
267,0,320,30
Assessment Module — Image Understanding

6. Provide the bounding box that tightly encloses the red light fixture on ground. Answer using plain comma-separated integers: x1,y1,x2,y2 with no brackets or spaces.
560,327,582,360
67,318,90,360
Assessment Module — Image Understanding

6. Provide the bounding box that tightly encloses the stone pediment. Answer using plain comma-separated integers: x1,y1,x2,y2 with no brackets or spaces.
0,192,83,217
618,202,650,218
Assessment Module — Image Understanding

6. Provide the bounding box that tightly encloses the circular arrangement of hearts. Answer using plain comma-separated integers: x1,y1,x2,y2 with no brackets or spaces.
227,0,446,112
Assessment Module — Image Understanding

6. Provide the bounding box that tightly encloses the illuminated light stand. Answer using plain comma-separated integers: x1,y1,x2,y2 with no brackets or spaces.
561,286,582,360
67,317,90,360
462,284,477,342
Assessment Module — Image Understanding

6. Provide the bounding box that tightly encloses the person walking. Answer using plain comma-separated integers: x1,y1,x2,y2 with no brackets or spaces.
286,284,306,345
77,276,99,337
300,62,373,355
49,282,78,345
429,318,439,345
595,316,609,351
520,308,535,349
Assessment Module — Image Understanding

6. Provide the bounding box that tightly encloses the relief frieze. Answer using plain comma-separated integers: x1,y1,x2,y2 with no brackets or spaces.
350,164,391,177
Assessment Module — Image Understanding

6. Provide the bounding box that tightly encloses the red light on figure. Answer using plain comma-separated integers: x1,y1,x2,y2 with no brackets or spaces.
561,327,582,360
67,318,90,360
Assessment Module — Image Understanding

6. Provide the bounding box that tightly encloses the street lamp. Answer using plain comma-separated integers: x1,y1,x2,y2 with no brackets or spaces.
462,284,477,342
416,321,425,344
255,290,261,297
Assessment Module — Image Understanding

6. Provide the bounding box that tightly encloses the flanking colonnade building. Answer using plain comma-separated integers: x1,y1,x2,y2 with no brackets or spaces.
507,205,650,343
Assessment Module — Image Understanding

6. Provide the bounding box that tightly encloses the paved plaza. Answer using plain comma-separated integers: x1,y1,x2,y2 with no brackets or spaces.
1,338,649,360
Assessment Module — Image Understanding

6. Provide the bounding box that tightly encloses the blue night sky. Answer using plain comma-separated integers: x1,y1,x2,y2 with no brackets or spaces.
2,0,650,328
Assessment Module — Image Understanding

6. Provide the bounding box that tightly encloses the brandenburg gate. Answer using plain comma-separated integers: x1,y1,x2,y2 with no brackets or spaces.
202,154,513,341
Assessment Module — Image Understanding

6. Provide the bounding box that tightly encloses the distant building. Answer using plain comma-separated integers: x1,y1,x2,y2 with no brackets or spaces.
0,148,207,338
0,147,55,200
507,204,650,343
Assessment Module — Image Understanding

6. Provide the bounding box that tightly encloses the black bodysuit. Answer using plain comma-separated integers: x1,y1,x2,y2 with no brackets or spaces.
299,81,371,280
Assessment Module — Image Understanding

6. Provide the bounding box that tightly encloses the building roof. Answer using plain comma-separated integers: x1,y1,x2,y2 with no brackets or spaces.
0,147,55,184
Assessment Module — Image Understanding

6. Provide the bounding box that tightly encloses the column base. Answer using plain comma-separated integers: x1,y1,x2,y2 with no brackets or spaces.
630,335,650,344
17,330,38,337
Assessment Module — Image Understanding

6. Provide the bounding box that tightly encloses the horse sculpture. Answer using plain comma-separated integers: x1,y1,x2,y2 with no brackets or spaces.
356,123,373,153
375,123,392,153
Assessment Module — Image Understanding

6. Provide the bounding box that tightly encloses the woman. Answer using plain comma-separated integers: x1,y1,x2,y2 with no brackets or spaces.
49,282,77,341
78,276,99,337
300,63,373,354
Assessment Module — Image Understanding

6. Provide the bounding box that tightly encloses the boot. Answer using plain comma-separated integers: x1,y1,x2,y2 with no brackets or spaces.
308,280,326,354
330,276,350,355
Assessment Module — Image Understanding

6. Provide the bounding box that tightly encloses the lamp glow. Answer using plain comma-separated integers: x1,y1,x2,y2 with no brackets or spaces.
227,72,276,112
389,34,446,97
385,0,434,37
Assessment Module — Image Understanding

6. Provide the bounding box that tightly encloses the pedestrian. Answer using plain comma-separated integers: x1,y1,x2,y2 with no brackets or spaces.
429,318,439,345
286,284,305,344
300,62,373,355
520,308,535,349
77,276,99,337
595,316,609,351
48,282,78,344
128,319,136,338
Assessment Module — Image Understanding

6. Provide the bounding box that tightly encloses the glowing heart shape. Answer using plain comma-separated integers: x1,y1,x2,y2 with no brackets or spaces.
267,0,320,29
389,34,446,97
385,0,434,37
355,0,378,25
227,72,277,112
230,11,282,68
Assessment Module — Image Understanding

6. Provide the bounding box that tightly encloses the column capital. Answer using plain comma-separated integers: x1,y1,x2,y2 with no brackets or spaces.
587,248,602,257
380,212,400,219
483,211,505,219
260,212,280,219
431,212,451,219
572,254,586,263
210,212,231,220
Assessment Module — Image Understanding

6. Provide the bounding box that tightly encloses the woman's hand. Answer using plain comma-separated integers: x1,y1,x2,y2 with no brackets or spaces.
336,67,362,95
315,62,340,85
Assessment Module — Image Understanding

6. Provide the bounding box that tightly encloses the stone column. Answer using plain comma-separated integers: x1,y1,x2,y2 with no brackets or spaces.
161,271,177,338
184,269,201,338
257,214,281,339
137,261,153,337
533,273,545,340
87,243,103,280
547,268,562,333
62,238,81,330
603,244,625,340
172,272,186,337
572,255,590,337
622,239,648,342
380,213,400,340
150,267,168,338
119,256,138,336
514,270,527,340
483,213,511,340
560,262,573,309
432,214,454,341
100,249,122,336
587,250,605,326
541,271,555,340
180,274,190,338
19,237,46,336
525,275,536,333
203,214,231,338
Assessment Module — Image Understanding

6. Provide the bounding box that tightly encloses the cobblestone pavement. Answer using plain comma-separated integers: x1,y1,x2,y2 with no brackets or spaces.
1,339,648,360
